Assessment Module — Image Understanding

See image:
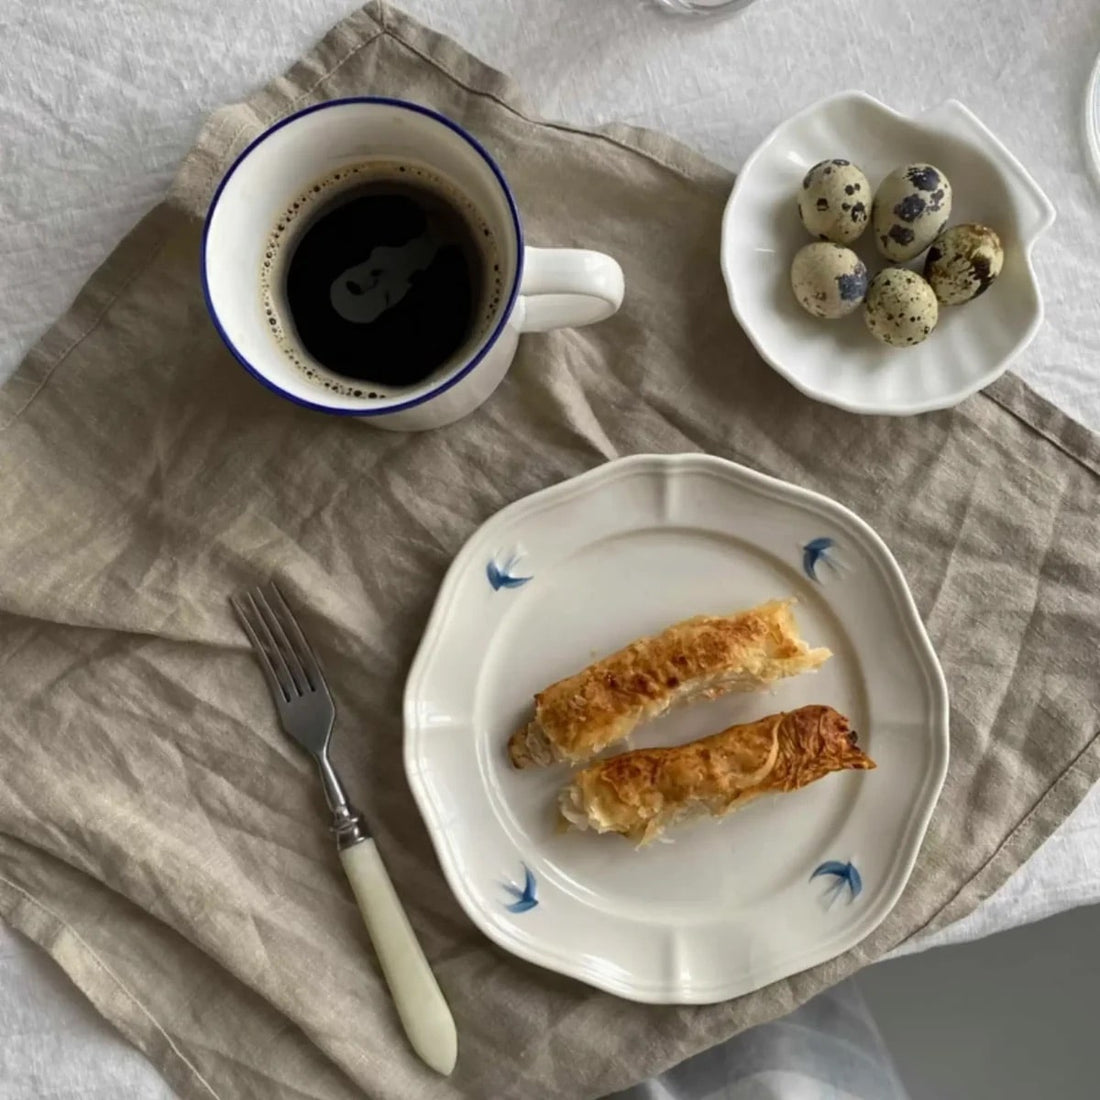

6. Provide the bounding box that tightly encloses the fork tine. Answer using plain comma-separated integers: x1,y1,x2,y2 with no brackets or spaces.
242,589,302,698
267,582,328,694
252,586,310,696
230,594,292,703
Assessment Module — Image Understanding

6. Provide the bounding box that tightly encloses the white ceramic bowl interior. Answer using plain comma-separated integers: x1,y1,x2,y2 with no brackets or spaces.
721,91,1055,415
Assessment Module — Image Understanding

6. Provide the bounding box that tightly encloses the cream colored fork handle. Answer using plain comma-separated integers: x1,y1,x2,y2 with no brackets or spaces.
339,840,457,1075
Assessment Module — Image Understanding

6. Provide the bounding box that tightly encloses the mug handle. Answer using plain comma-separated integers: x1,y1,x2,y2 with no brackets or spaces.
516,247,625,333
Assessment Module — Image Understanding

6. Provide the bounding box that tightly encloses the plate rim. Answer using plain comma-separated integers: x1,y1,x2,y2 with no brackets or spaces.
404,454,950,1002
720,88,1055,416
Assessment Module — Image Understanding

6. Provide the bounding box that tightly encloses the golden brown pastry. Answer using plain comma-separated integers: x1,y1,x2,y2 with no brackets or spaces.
559,705,874,844
508,599,830,768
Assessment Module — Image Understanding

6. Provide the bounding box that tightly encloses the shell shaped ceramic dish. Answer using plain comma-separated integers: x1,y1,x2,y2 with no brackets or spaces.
404,455,950,1003
721,91,1055,415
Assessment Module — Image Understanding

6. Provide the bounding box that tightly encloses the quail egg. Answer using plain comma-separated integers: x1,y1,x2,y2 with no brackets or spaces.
863,268,939,346
790,242,869,320
797,158,871,244
872,163,952,262
924,223,1004,305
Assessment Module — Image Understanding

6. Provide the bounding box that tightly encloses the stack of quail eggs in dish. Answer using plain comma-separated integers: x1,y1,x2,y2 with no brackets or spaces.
790,159,1004,348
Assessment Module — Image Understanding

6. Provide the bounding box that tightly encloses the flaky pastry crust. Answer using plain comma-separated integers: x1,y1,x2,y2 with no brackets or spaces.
509,599,830,768
560,705,874,844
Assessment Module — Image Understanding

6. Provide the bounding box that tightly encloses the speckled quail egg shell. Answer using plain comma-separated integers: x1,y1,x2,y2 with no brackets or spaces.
924,223,1004,305
790,242,869,320
863,268,939,346
872,163,952,262
797,159,871,244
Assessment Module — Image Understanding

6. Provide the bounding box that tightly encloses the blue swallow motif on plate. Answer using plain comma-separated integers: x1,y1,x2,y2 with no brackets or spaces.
486,548,532,591
502,863,538,913
802,537,837,582
811,860,863,905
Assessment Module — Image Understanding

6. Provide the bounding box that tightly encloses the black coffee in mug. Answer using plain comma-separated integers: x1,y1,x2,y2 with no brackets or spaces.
261,162,502,393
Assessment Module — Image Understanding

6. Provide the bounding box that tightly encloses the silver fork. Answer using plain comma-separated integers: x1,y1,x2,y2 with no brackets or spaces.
230,582,457,1076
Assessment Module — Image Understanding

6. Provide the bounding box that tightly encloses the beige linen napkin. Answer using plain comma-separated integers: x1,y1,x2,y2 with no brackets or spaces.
0,4,1097,1098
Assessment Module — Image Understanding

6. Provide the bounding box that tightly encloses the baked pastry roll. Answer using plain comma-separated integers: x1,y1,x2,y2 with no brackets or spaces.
560,705,874,844
508,599,830,768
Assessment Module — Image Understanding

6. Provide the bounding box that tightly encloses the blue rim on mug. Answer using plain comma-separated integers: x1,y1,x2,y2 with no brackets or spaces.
200,96,525,417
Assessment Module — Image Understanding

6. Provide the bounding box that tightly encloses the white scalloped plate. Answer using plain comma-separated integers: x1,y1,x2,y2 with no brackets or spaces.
404,455,949,1003
721,91,1055,415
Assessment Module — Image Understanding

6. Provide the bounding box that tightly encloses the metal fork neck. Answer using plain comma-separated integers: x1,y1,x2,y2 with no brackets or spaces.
316,752,369,849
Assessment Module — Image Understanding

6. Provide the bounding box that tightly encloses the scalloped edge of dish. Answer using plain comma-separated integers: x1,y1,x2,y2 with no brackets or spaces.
721,90,1055,416
404,454,950,1003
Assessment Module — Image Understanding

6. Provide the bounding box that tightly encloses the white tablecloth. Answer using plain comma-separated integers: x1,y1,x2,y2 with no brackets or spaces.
2,0,1099,1093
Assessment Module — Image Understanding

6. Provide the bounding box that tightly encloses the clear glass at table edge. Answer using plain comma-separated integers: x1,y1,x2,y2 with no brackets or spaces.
1087,48,1100,186
652,0,759,14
